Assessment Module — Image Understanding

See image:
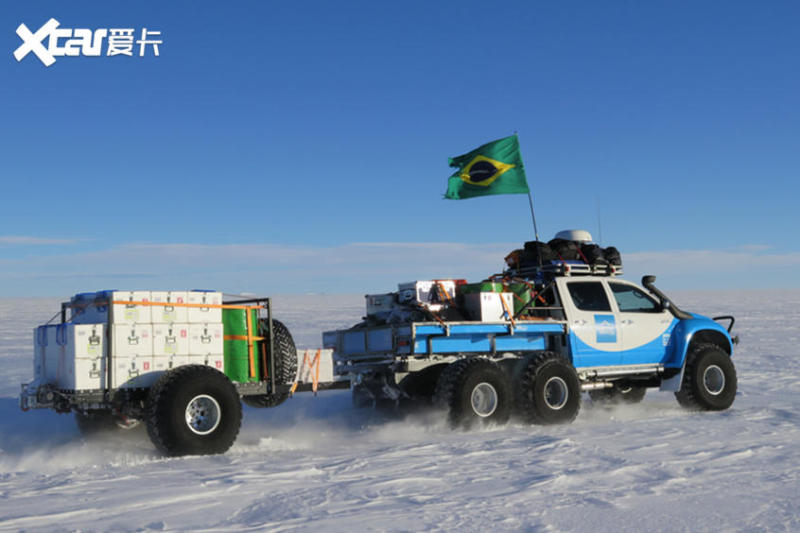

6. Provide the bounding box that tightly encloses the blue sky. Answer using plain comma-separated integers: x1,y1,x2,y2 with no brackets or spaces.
2,1,799,297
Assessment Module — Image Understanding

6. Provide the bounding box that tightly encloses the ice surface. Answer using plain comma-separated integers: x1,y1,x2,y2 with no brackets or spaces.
1,291,799,531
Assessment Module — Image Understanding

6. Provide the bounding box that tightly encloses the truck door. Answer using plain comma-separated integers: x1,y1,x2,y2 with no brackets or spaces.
607,281,677,365
557,279,622,367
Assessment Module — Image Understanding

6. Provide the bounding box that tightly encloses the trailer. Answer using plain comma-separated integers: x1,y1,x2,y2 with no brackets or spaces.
19,292,347,456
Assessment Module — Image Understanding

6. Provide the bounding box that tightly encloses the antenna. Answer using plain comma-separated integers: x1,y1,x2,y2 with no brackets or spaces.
596,197,603,246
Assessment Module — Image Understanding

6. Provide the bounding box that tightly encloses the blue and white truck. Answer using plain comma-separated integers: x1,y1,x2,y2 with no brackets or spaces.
324,231,740,427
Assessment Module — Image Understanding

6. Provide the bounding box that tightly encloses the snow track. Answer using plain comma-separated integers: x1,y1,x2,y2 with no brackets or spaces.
0,292,798,531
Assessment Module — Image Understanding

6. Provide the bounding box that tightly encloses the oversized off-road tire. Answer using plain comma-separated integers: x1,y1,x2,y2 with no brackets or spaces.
434,358,513,428
351,383,373,408
146,365,242,456
675,343,737,411
241,319,298,408
399,364,448,404
75,410,139,435
517,352,581,425
588,383,647,404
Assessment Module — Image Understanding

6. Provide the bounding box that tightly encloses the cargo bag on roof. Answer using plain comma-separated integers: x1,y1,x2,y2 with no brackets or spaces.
604,246,622,266
548,238,581,261
521,240,555,267
580,243,608,265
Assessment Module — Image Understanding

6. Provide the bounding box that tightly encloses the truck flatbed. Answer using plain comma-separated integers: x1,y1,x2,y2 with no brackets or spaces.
325,320,566,357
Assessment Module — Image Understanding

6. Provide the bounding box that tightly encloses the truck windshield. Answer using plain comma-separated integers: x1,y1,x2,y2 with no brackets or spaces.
609,283,660,313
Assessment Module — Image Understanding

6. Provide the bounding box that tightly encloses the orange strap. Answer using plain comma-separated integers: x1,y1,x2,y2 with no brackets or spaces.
313,349,320,394
290,349,321,396
260,340,268,379
246,310,256,378
435,281,453,304
109,300,261,310
224,335,264,341
499,293,516,327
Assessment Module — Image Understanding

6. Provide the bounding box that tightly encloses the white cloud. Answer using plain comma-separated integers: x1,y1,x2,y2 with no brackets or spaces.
625,248,800,274
2,241,798,296
0,241,518,295
736,244,772,252
0,235,79,245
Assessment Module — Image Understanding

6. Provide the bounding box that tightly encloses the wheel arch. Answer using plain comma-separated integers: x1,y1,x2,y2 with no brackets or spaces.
689,329,732,355
670,319,733,367
661,323,734,392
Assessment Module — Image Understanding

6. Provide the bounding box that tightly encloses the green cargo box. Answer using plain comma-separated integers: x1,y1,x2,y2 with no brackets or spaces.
459,282,504,294
222,308,262,383
506,282,533,315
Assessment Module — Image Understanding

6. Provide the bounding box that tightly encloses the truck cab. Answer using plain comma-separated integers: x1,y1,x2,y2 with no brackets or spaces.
552,275,735,383
559,276,677,367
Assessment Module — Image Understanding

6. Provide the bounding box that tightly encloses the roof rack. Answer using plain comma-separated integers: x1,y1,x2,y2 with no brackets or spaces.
509,260,624,279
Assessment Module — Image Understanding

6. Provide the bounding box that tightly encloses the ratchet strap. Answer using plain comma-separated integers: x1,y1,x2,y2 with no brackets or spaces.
290,349,321,396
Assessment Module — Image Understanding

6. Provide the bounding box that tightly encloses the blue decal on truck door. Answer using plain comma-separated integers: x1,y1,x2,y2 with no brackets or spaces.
594,314,617,343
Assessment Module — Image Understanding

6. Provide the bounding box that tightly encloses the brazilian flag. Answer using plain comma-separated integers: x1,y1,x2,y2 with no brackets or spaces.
444,135,530,200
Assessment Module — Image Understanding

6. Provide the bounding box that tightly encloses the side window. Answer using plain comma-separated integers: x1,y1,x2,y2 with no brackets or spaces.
610,283,660,313
567,282,611,312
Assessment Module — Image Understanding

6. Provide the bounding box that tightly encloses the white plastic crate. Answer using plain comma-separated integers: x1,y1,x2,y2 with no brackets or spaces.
57,355,107,391
152,323,190,356
366,293,396,317
150,291,189,323
397,280,457,306
464,292,514,322
112,324,153,358
186,291,222,323
188,323,224,355
33,325,55,381
109,291,152,324
153,355,190,373
188,353,224,372
66,323,105,358
112,354,156,389
33,324,107,387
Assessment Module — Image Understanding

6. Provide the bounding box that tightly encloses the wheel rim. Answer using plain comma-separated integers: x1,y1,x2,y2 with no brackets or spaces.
543,377,569,410
471,382,498,417
185,394,221,435
703,365,726,396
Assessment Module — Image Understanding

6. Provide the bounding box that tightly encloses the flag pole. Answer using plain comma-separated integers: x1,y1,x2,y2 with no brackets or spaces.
527,191,540,241
514,131,540,241
527,190,544,268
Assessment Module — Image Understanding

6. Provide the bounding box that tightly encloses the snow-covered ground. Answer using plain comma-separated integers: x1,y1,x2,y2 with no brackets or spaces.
1,291,799,531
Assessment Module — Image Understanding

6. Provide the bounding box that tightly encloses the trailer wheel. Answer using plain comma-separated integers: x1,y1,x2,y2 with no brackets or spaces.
242,319,298,408
517,352,581,425
589,384,646,404
146,365,242,456
434,358,513,428
675,343,737,411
